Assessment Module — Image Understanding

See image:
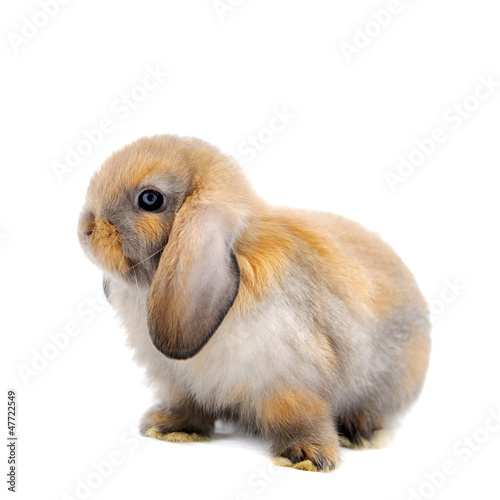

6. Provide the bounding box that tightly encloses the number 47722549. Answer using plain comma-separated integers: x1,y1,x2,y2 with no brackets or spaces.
7,390,16,437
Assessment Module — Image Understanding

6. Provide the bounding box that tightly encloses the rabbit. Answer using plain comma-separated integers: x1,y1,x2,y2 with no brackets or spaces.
78,134,431,472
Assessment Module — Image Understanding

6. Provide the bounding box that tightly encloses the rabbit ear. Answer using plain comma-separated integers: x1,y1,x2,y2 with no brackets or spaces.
147,198,240,360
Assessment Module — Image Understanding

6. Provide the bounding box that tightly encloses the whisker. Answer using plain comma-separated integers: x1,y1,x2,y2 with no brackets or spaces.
118,253,126,273
124,244,167,274
134,270,141,296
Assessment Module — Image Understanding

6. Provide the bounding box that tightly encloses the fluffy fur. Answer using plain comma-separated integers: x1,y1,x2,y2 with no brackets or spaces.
78,135,431,472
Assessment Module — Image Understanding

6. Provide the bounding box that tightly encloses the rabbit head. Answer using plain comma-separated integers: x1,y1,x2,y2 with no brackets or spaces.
78,135,254,359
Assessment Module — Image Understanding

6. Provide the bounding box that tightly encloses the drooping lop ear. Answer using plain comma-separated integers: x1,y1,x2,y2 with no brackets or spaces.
147,198,240,360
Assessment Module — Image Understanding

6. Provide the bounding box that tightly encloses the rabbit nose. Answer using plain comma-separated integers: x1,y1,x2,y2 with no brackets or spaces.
80,211,95,238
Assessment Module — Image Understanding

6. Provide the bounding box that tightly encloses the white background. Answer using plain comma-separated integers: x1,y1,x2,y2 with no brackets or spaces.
2,1,499,499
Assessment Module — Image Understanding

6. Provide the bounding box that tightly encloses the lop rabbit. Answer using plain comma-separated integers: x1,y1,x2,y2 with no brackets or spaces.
78,135,431,472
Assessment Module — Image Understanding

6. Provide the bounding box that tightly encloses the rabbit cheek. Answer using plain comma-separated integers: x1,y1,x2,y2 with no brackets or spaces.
136,214,167,245
89,217,130,274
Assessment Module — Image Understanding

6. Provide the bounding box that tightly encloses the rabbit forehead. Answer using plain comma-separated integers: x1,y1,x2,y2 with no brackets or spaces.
90,144,190,202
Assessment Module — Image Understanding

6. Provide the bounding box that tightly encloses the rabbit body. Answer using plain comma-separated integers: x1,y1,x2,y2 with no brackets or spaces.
79,135,430,471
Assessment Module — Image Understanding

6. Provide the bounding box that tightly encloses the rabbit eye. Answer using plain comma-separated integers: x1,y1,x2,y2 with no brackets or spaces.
138,190,165,212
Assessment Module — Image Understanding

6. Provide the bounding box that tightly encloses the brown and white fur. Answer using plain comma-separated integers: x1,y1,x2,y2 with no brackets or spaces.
78,135,431,472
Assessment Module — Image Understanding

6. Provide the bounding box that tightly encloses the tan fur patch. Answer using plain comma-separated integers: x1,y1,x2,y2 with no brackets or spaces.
261,388,329,428
401,331,431,398
273,456,329,472
144,427,208,442
279,210,428,319
136,213,166,243
273,442,340,472
285,215,376,308
236,219,293,306
235,211,377,315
